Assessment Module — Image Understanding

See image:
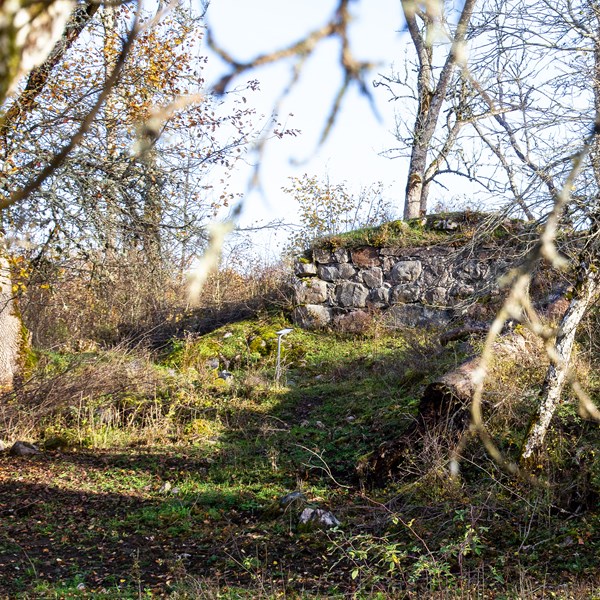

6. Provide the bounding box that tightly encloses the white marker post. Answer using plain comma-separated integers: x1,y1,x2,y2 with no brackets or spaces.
275,328,293,384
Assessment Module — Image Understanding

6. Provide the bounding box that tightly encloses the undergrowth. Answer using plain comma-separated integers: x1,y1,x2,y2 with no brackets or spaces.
2,313,600,598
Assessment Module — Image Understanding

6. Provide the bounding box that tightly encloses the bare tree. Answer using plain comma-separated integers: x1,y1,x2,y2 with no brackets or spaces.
465,0,600,464
382,0,478,218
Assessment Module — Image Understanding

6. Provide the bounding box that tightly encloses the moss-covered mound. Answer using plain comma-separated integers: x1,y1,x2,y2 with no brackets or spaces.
310,211,529,251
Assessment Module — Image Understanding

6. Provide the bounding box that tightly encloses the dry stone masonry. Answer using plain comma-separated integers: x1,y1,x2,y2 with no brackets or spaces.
292,235,512,330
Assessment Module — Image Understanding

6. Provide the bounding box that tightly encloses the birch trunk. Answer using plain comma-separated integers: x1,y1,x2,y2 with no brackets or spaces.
521,266,600,460
0,255,22,391
401,0,477,219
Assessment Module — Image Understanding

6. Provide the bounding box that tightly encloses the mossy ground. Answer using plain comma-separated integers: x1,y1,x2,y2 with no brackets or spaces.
1,315,600,598
309,211,529,251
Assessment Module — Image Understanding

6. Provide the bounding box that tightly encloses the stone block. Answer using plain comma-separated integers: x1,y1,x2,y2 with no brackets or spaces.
391,284,421,303
294,260,317,277
335,282,368,308
292,305,333,329
458,260,489,281
338,263,357,279
318,265,339,282
332,248,350,263
294,279,329,304
317,263,356,282
362,267,383,288
380,246,405,256
390,260,422,284
350,247,380,268
421,266,451,287
313,248,332,264
333,310,372,333
423,286,448,305
449,282,476,299
367,287,391,308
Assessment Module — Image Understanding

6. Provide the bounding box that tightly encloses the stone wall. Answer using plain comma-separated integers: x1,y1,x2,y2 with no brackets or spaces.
292,241,513,329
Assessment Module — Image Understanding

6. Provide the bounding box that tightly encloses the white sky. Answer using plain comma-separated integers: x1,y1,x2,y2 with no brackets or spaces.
203,0,413,256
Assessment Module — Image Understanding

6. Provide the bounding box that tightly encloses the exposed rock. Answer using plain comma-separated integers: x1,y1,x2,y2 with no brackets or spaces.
317,265,338,282
391,284,421,304
424,286,448,305
0,440,5,451
292,305,333,329
298,508,341,531
421,306,455,327
367,286,391,307
291,217,537,330
431,218,459,231
459,260,489,280
318,263,356,282
450,283,476,299
332,248,350,263
9,441,40,457
294,260,318,277
380,246,405,256
294,279,329,304
350,247,380,268
390,260,422,284
334,310,372,334
361,267,383,289
336,282,368,308
313,248,332,264
206,357,220,370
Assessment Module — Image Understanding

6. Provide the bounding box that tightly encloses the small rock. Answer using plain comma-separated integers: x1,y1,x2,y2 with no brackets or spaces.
223,332,233,339
298,508,341,531
218,370,233,380
159,481,172,493
279,491,307,508
9,441,40,457
300,420,310,427
0,440,6,452
315,421,325,429
206,358,219,370
345,416,356,423
76,583,86,591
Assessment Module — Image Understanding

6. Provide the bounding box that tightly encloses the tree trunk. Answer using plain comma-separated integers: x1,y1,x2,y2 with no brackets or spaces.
404,151,428,219
521,265,600,460
401,0,478,220
0,254,22,391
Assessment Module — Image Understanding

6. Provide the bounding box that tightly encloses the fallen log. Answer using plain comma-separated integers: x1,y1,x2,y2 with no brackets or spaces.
358,332,532,486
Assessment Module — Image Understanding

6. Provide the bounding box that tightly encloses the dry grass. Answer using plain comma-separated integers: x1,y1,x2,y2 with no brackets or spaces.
0,346,182,445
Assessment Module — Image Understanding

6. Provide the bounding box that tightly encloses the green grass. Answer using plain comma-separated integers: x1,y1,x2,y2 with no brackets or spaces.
3,314,600,597
309,211,527,250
